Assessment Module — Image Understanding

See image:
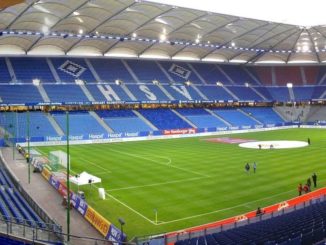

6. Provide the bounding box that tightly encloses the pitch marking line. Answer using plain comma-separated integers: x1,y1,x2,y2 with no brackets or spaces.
155,189,295,225
79,159,112,173
108,148,210,178
109,176,205,192
84,182,156,225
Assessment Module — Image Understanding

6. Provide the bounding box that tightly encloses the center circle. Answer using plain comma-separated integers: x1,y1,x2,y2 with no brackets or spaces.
239,140,309,149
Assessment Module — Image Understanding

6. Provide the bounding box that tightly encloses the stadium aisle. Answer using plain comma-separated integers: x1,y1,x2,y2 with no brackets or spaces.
1,147,104,245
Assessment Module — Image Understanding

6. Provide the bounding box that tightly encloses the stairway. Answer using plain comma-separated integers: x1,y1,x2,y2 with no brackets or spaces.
79,84,95,102
171,109,197,128
288,87,295,101
89,111,114,133
204,109,232,127
46,113,64,136
132,110,158,130
37,85,50,103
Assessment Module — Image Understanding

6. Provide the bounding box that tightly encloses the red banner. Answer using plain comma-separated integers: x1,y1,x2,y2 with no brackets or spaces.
163,128,197,135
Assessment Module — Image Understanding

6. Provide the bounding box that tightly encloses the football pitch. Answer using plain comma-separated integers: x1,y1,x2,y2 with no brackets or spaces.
35,128,326,238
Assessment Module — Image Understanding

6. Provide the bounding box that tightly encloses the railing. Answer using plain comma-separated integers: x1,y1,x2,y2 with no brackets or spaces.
136,194,326,245
0,213,62,243
0,152,63,243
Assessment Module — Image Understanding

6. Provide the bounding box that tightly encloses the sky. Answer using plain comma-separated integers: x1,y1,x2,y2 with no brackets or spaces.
147,0,326,27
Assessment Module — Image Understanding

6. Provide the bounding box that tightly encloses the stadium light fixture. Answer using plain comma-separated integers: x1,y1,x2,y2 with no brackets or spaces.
75,79,85,85
216,81,223,87
286,83,293,88
185,81,192,86
115,79,123,85
32,79,40,86
152,79,160,85
244,82,250,87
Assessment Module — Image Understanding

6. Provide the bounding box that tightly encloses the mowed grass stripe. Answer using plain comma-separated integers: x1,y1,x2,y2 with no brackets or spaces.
36,128,326,237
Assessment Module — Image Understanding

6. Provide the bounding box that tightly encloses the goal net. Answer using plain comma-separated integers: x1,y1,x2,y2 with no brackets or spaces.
48,150,70,172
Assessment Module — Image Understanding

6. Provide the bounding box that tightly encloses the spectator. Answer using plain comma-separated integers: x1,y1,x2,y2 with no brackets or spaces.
312,173,317,188
298,183,303,196
256,207,264,217
307,178,311,189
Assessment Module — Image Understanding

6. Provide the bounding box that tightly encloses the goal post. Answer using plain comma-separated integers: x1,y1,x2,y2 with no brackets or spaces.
48,150,70,172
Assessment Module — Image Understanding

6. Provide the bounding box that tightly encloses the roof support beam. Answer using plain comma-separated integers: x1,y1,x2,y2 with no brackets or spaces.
170,18,241,58
25,36,43,53
245,29,299,64
65,2,138,55
6,0,36,29
137,13,207,56
49,0,90,31
201,22,270,60
286,29,304,63
217,24,283,61
306,28,321,63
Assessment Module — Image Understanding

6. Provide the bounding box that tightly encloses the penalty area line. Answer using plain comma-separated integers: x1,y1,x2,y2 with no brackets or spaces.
109,176,205,192
102,190,157,225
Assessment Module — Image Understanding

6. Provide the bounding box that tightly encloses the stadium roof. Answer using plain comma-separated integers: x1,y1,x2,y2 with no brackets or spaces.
1,0,326,64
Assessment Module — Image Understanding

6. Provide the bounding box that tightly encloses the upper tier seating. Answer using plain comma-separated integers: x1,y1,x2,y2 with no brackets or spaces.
266,87,291,101
10,58,54,83
196,86,234,101
293,86,315,101
228,86,264,101
274,66,303,86
126,84,169,101
138,109,191,130
241,107,285,124
52,111,107,135
303,66,319,84
213,109,259,126
51,58,96,83
86,84,131,101
176,108,228,128
220,64,259,85
161,85,203,100
0,85,43,104
312,86,326,99
126,60,169,83
0,58,11,83
175,200,326,245
191,63,232,85
90,59,135,83
253,86,274,101
159,61,203,84
255,66,273,85
96,110,152,133
44,84,89,103
317,66,326,85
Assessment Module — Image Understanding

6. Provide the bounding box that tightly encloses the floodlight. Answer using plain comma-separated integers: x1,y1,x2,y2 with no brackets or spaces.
287,83,293,88
32,79,40,86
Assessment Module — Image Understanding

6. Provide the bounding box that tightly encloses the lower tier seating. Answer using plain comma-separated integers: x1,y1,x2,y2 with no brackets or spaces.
175,200,326,245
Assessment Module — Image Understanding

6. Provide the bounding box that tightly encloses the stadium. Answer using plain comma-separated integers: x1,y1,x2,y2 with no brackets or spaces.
1,0,326,244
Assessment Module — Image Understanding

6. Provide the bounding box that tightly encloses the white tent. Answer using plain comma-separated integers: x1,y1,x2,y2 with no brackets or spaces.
69,172,101,186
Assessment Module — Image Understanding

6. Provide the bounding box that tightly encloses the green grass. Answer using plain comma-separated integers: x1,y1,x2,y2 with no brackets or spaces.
35,128,326,239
